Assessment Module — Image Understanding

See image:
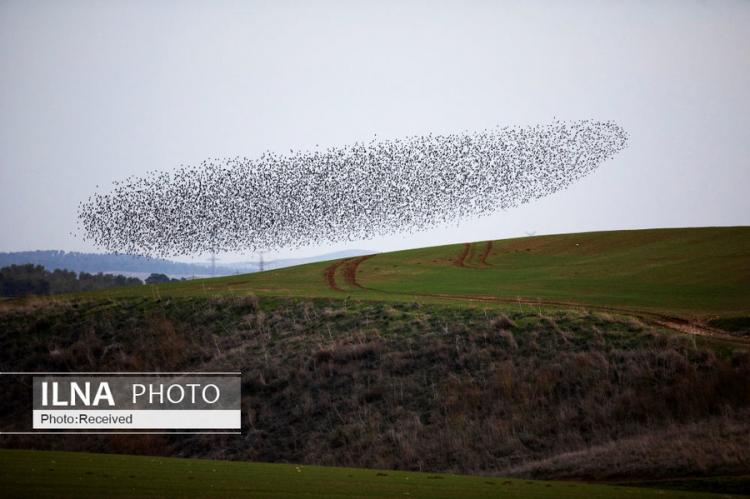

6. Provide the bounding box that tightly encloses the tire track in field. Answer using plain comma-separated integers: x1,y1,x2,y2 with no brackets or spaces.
479,241,493,266
455,241,493,267
323,258,350,292
342,255,375,289
454,243,471,267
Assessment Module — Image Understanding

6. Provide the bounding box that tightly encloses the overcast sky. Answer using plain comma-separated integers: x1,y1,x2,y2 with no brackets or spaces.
1,0,748,263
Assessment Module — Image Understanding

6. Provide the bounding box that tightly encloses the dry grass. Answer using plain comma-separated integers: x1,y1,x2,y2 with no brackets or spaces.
503,412,750,481
0,297,748,485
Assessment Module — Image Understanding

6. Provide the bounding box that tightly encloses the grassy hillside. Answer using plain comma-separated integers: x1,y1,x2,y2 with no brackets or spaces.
1,297,749,491
1,227,748,496
0,449,737,499
92,227,750,320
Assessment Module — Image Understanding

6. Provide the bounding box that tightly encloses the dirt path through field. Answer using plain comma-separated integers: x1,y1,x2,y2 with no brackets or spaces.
342,255,374,289
324,256,375,291
323,259,349,292
454,241,493,267
479,241,493,266
454,243,471,267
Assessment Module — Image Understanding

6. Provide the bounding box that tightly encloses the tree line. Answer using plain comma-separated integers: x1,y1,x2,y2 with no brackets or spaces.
0,264,180,297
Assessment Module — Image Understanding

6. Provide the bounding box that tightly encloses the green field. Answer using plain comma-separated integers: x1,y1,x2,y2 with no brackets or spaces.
2,227,748,497
0,449,738,499
91,227,750,320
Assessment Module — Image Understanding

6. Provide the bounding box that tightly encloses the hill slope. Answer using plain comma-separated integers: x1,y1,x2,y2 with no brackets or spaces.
2,233,749,493
97,227,750,321
1,296,748,492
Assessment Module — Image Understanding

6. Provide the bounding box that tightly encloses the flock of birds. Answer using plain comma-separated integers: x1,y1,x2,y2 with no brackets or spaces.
78,120,628,257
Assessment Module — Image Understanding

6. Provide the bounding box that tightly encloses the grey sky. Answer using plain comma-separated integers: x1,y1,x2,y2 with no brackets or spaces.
1,0,748,263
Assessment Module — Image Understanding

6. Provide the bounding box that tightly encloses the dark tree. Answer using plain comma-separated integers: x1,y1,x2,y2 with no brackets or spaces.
145,273,171,285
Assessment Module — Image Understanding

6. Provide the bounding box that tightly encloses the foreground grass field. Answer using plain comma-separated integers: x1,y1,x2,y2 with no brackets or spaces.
92,227,750,322
0,449,738,499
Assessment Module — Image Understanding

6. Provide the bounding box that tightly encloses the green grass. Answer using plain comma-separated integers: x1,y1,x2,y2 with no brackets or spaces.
2,228,749,496
0,449,736,499
80,227,750,319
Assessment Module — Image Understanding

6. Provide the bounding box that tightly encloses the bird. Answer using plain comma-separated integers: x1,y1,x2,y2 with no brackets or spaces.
77,120,628,258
